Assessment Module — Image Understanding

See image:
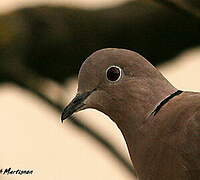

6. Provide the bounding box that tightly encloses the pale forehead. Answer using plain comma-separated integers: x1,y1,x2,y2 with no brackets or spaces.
81,48,147,71
77,48,156,92
78,48,153,81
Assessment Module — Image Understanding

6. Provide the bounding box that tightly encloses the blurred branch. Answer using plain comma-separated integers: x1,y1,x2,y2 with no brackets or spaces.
1,61,137,178
1,1,200,82
154,0,200,18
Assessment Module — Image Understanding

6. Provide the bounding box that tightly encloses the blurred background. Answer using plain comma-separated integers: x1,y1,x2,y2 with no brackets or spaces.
0,0,200,179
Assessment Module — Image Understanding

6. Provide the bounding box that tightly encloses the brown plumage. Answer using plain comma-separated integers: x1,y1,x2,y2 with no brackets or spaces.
61,48,200,180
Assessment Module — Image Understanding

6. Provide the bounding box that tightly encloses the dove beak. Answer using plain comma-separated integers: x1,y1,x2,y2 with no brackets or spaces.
61,89,96,122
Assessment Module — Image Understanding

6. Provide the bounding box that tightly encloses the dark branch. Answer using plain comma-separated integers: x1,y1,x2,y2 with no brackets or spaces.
154,0,200,18
1,1,200,82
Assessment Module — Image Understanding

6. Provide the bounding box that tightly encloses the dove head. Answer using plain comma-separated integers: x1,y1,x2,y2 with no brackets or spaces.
61,48,176,127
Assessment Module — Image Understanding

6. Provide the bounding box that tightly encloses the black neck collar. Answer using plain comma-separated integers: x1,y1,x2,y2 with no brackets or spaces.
151,90,183,116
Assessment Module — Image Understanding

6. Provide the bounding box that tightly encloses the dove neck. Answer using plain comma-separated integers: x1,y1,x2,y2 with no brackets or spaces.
114,77,177,130
114,82,178,179
115,79,177,130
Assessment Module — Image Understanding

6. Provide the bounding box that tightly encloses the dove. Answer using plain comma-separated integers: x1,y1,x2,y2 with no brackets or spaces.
61,48,200,180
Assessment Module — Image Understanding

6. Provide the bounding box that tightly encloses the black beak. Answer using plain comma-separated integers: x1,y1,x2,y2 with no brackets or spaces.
61,90,95,122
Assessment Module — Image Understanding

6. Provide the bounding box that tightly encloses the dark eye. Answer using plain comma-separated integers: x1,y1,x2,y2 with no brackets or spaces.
106,66,122,82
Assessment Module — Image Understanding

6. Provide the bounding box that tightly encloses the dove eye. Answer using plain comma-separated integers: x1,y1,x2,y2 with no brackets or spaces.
106,65,122,82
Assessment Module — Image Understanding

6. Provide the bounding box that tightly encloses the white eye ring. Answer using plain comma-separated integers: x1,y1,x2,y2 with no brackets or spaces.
106,65,122,82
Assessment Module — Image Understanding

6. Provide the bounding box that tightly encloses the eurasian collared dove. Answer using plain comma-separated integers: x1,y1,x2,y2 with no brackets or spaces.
61,48,200,180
